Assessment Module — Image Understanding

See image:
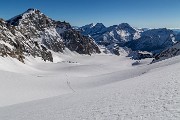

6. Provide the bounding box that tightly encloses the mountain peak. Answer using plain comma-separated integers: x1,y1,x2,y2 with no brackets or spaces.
7,8,49,26
24,8,41,14
88,23,95,27
95,23,104,26
94,23,105,28
118,23,131,28
26,8,38,11
82,23,105,28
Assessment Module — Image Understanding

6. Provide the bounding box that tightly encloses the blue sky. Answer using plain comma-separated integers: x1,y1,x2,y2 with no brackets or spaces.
0,0,180,28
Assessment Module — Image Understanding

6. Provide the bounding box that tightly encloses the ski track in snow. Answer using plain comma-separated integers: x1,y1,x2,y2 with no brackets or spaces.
0,54,180,120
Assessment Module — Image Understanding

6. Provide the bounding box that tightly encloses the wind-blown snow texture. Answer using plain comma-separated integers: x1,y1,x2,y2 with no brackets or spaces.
0,53,179,120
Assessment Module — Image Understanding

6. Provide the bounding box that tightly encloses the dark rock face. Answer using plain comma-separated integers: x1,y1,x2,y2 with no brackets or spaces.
105,43,121,56
126,28,176,53
0,9,101,62
81,23,107,39
175,33,180,42
130,52,153,60
152,42,180,63
55,21,101,55
61,30,101,54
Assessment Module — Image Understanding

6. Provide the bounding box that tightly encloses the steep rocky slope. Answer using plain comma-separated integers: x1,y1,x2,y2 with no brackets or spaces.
80,23,141,56
152,42,180,62
81,23,177,57
56,21,101,55
126,28,176,53
81,23,107,38
0,9,100,62
0,18,53,62
81,23,140,46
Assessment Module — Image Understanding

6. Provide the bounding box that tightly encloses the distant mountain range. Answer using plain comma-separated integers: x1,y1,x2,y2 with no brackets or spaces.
79,23,180,60
0,8,180,62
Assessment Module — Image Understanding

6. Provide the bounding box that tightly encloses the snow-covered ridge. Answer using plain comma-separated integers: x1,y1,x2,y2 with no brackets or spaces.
80,23,143,56
81,23,179,58
1,8,180,62
126,28,176,53
81,23,139,44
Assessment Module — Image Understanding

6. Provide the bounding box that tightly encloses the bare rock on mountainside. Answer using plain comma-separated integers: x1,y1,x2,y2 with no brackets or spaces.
81,23,140,46
55,21,101,55
81,23,179,58
7,8,64,53
0,18,52,62
0,8,101,62
152,42,180,62
126,28,176,53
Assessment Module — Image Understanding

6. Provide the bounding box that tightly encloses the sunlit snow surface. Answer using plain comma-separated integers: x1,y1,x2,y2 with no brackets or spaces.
0,53,179,120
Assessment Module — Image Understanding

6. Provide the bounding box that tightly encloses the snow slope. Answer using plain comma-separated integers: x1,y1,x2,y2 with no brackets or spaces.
0,54,180,120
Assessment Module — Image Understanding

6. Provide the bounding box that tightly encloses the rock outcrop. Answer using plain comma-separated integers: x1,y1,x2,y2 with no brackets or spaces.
0,8,101,62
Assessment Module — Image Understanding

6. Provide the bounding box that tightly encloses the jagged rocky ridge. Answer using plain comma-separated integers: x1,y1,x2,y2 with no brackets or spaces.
0,18,54,62
1,8,179,62
56,21,100,55
0,8,100,62
81,23,141,46
80,23,142,56
80,23,178,59
125,28,176,53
